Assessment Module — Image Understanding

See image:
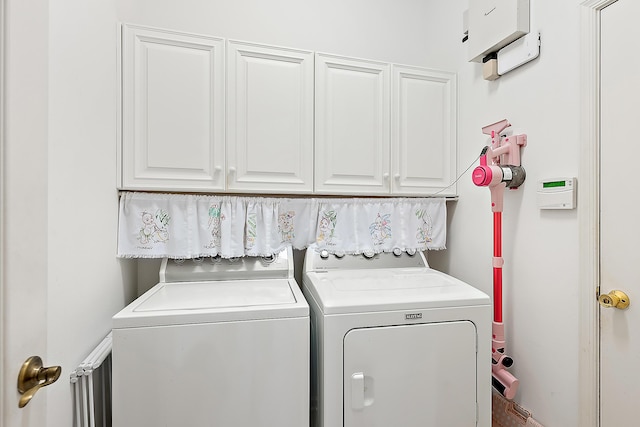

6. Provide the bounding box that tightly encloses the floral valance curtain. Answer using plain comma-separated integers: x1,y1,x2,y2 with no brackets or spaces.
117,192,447,259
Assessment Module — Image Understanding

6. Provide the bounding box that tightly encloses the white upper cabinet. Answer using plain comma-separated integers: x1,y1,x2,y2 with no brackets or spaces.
227,41,314,193
315,55,456,196
392,65,457,196
315,54,391,195
118,25,457,196
119,24,225,191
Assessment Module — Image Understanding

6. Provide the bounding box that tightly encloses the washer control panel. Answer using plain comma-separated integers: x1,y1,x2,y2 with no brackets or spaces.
160,247,292,282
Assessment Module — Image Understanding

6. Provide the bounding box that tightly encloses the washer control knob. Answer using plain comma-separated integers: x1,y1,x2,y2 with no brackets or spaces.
320,250,330,259
261,254,276,264
392,248,403,257
334,252,345,259
363,250,376,259
406,248,417,256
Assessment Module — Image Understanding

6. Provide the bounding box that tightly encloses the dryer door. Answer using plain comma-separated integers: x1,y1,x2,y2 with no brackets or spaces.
344,321,477,427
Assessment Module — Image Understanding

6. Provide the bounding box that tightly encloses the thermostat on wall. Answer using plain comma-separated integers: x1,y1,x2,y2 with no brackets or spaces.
537,178,576,209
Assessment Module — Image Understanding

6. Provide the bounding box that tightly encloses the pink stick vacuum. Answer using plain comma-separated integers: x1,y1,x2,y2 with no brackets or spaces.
472,119,526,400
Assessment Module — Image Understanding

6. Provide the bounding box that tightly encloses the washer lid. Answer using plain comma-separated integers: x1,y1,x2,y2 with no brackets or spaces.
113,278,308,328
302,268,490,315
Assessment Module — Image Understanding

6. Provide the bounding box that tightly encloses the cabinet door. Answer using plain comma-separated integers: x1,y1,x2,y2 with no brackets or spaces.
343,322,477,427
392,65,457,196
120,25,225,191
227,41,314,193
315,54,390,195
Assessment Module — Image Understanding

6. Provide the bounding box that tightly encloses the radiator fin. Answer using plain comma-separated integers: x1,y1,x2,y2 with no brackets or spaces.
71,332,112,427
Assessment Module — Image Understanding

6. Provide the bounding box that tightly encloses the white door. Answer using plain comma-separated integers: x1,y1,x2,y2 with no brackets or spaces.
315,53,390,195
343,322,477,427
3,2,136,425
227,41,314,194
2,0,50,423
600,0,640,424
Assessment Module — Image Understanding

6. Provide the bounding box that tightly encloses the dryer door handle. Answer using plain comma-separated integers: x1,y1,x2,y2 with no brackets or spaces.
351,372,365,410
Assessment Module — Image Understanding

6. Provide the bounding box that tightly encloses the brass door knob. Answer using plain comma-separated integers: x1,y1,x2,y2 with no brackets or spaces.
598,290,630,310
17,356,61,408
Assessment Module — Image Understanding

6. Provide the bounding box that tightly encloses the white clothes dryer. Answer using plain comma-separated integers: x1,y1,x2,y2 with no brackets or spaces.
112,248,309,427
302,247,491,427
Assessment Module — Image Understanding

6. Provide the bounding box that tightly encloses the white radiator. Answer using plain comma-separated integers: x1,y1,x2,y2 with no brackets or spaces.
70,332,112,427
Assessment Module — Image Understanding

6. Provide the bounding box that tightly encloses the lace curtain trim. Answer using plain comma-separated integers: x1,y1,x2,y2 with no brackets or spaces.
117,192,447,258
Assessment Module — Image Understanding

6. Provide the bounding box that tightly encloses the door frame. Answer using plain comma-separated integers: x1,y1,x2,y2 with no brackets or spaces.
1,0,6,423
579,1,618,426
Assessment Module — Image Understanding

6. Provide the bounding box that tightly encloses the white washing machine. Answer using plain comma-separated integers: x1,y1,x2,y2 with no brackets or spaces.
302,247,491,427
112,248,309,427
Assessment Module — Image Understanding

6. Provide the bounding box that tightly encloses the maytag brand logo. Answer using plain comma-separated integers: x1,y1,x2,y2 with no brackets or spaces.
405,313,422,320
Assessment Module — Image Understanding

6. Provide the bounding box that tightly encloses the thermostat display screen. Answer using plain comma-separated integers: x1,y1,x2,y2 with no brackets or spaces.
542,180,566,188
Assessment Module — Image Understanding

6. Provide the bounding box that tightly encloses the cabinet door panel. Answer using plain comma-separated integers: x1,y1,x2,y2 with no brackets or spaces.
120,25,225,191
315,54,390,195
392,65,456,196
227,41,314,193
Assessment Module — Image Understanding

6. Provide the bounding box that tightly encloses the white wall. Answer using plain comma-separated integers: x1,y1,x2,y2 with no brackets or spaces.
129,2,584,426
429,1,582,425
5,1,468,425
4,0,583,425
115,0,467,70
129,0,470,292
